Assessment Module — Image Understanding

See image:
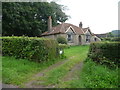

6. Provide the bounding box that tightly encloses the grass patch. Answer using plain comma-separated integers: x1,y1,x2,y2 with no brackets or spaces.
81,59,119,88
34,45,89,86
64,59,119,88
2,56,64,86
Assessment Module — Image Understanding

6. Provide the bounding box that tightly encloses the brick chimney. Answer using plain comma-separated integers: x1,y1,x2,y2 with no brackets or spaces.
48,16,52,32
79,22,83,28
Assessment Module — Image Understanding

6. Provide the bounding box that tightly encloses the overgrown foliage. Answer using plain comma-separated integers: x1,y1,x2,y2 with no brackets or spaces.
2,2,69,36
57,36,67,44
2,36,59,62
88,42,120,68
80,59,119,88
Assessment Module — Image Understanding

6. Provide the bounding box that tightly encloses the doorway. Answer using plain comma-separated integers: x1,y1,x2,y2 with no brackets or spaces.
78,35,81,45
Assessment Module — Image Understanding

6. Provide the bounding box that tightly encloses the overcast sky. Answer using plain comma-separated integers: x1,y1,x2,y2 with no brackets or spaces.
51,0,119,34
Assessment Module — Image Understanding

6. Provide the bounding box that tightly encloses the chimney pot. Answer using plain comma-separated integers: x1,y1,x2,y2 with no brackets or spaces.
79,22,83,28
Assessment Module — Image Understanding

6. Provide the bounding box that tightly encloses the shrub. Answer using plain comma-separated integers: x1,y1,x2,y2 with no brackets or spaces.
88,42,120,68
2,36,59,62
57,36,67,44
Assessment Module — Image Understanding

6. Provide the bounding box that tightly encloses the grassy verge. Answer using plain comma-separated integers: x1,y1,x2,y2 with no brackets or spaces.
2,56,64,86
34,45,89,87
63,59,119,88
81,59,119,88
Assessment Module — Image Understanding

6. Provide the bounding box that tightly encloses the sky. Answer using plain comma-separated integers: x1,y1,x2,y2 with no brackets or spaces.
50,0,119,34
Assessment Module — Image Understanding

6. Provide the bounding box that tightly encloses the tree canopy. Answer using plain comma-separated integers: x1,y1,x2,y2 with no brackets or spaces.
2,2,69,36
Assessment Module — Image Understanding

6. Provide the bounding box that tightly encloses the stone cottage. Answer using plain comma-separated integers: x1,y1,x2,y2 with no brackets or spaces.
41,16,101,45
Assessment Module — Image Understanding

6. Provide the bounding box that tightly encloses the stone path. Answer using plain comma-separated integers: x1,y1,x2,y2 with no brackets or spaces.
63,61,83,81
25,58,70,88
25,58,83,88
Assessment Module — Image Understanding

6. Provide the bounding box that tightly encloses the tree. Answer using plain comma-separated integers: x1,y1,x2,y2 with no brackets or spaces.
2,2,69,36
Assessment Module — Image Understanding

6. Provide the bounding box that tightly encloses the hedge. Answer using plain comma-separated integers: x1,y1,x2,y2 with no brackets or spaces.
1,36,59,62
88,42,120,67
102,37,120,42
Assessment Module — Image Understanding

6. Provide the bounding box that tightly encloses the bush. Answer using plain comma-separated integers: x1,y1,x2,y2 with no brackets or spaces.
2,36,59,62
57,36,67,44
88,42,120,68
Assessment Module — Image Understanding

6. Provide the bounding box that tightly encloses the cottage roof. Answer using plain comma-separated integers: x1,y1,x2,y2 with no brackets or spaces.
95,33,108,38
82,27,95,36
82,28,88,33
41,23,85,36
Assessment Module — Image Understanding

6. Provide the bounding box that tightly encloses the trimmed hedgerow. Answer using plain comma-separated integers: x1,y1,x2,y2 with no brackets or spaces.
102,37,120,42
88,42,120,68
1,36,59,62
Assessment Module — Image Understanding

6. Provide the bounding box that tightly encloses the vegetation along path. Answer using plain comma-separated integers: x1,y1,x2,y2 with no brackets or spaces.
24,45,89,88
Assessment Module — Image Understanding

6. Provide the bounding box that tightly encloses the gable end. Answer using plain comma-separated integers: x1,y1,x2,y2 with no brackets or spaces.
65,26,76,34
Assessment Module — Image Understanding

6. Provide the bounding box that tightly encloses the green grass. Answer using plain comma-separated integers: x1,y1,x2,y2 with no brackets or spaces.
3,45,118,88
81,59,119,88
34,45,89,87
63,59,119,88
2,56,64,86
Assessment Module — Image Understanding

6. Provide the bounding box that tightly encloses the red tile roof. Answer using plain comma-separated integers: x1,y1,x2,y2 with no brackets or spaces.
41,23,85,36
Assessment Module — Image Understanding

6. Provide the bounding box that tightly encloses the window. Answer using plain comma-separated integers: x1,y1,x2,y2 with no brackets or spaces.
67,34,72,42
86,35,90,42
